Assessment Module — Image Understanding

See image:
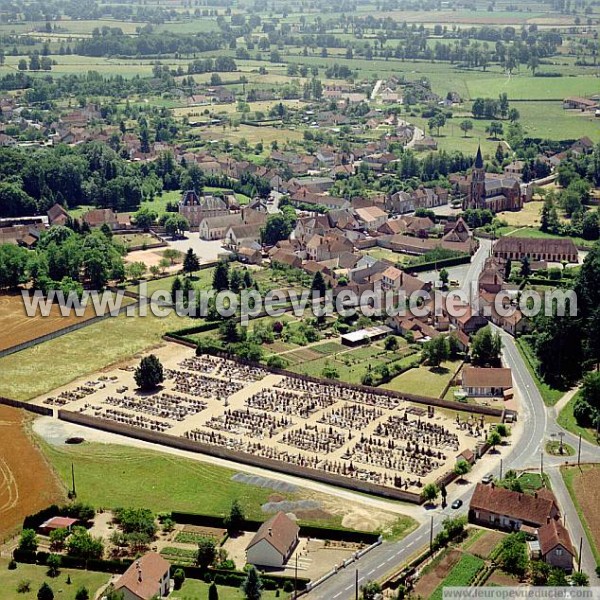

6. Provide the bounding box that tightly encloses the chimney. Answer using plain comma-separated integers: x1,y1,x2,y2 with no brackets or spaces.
268,527,273,536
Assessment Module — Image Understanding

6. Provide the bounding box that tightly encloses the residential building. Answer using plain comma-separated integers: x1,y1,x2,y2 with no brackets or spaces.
178,190,229,226
113,552,171,600
536,518,574,572
246,512,300,568
493,237,578,263
469,483,560,531
82,208,119,230
462,367,513,397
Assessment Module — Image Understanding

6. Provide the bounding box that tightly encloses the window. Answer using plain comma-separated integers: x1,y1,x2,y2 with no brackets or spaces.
556,548,563,556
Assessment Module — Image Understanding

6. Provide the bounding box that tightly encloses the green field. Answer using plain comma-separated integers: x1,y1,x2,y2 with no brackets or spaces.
0,558,110,600
382,360,460,398
43,441,294,518
172,579,280,600
126,268,215,296
0,310,196,400
557,391,600,447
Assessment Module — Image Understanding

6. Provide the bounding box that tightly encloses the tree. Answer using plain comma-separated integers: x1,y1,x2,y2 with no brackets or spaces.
439,268,449,288
208,582,219,600
173,568,186,590
508,108,520,123
520,256,531,278
486,121,503,139
37,582,54,600
74,587,89,600
134,208,157,230
422,483,439,504
66,527,103,559
46,554,61,578
498,533,528,576
49,528,68,551
171,276,182,304
261,213,293,245
164,215,188,238
197,537,217,570
18,529,38,553
454,459,472,480
470,326,501,366
224,500,245,534
460,119,473,137
183,248,200,274
423,336,449,367
242,566,263,600
571,571,590,586
134,354,164,391
360,581,382,600
212,261,230,291
488,430,502,449
385,336,399,351
311,271,327,297
548,568,568,586
529,560,550,585
126,262,146,281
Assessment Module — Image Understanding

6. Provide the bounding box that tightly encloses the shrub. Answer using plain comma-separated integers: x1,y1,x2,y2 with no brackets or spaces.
17,579,31,593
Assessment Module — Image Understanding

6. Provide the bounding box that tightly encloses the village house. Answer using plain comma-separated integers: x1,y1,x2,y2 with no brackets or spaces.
493,237,578,264
386,190,414,214
246,512,300,568
199,214,243,240
305,233,354,262
355,205,388,231
113,552,171,600
469,483,560,532
449,304,488,335
38,516,79,536
462,367,513,397
533,518,574,572
47,203,70,226
82,208,119,230
413,136,438,152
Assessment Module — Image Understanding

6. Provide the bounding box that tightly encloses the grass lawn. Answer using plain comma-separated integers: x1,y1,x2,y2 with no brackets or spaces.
361,247,409,265
517,472,549,493
515,338,564,407
0,557,110,600
0,310,196,401
557,391,600,447
126,268,215,296
497,201,544,228
42,441,292,518
172,578,280,600
561,464,600,565
382,360,459,398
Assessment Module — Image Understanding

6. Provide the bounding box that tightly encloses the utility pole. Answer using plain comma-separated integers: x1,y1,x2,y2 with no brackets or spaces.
294,553,298,599
355,569,359,600
71,462,76,498
578,433,582,466
540,451,544,475
499,458,503,480
578,537,583,571
429,516,434,552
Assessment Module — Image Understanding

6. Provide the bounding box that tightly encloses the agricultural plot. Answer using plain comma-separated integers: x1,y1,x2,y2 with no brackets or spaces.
382,361,461,398
0,406,65,540
32,345,487,497
0,294,98,353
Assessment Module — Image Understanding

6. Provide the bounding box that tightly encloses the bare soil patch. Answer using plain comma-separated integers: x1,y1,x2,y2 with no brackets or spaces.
570,465,600,557
413,549,462,599
468,530,504,559
0,405,65,539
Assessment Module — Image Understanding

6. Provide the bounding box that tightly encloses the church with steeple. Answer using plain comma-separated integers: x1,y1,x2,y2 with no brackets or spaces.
461,145,523,213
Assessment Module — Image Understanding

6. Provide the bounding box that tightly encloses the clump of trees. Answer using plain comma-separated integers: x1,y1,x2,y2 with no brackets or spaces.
134,354,164,391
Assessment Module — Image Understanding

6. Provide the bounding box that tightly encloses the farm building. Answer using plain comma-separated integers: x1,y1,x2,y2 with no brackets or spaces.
246,512,300,568
341,325,393,347
462,367,513,398
493,237,578,264
562,97,598,111
38,516,79,535
113,552,171,600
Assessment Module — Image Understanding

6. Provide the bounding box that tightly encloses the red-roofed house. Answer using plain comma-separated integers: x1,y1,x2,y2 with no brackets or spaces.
536,518,574,571
113,552,170,600
246,512,300,568
39,517,79,535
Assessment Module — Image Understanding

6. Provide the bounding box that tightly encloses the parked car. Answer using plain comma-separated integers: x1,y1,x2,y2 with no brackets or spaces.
451,499,463,509
482,474,494,484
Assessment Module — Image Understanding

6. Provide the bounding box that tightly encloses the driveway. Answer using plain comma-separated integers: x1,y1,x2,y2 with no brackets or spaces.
166,233,231,264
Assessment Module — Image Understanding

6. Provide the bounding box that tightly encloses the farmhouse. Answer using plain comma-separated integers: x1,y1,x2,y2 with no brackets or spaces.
246,512,300,568
83,208,120,230
469,483,560,532
462,367,513,397
113,552,171,600
493,237,578,264
536,518,574,572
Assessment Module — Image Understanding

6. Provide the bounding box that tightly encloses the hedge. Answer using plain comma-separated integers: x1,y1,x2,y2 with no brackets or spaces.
23,505,61,531
170,511,379,544
405,254,471,273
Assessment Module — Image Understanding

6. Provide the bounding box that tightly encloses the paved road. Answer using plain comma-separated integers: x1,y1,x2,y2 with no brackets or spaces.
306,239,600,599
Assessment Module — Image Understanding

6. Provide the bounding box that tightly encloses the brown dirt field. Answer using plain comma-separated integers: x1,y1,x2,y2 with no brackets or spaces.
181,525,226,539
570,465,600,557
469,530,505,559
286,348,322,363
0,405,65,540
413,549,462,599
0,293,97,352
485,568,521,586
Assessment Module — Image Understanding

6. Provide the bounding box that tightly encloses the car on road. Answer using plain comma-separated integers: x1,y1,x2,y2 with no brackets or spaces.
482,474,494,484
451,499,463,509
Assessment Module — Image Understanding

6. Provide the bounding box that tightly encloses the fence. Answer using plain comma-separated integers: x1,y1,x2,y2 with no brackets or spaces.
57,409,425,504
0,396,53,416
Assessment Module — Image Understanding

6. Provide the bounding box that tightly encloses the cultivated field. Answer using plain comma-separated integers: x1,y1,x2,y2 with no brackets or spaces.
0,406,65,540
562,464,600,563
0,294,98,352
